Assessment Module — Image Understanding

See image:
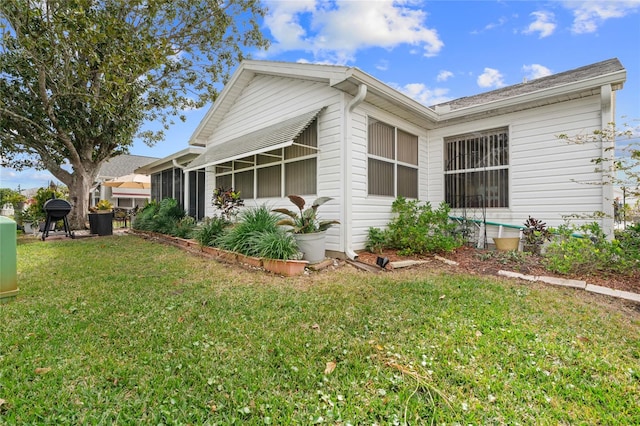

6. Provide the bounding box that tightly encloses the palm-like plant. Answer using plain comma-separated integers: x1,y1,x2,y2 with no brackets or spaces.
273,195,339,234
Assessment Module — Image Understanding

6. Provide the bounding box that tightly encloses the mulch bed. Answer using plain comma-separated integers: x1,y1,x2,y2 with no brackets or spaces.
357,246,640,295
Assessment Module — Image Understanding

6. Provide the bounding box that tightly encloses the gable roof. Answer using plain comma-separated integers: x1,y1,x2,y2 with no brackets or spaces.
98,154,159,180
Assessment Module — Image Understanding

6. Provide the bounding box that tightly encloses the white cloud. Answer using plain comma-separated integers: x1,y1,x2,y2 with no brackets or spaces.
437,70,454,82
262,0,444,64
522,64,552,80
390,82,451,106
564,1,640,34
477,68,506,89
524,11,556,38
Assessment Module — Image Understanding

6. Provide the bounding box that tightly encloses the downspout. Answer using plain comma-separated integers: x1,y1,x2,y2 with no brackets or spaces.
600,84,615,240
343,84,367,259
172,159,190,218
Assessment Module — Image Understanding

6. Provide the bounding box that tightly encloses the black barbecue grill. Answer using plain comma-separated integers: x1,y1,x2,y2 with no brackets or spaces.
42,198,75,240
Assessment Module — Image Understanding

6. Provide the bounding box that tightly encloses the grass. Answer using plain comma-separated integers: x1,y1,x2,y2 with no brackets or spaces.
1,235,639,424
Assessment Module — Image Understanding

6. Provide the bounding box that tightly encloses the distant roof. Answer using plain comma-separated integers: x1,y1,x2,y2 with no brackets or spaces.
434,58,624,111
98,154,159,180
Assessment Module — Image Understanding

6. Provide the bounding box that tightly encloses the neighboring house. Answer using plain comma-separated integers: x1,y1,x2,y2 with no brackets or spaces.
149,58,626,258
94,154,159,209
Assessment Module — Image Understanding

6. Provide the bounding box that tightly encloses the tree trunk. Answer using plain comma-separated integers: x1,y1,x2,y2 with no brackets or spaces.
56,170,95,230
67,177,92,230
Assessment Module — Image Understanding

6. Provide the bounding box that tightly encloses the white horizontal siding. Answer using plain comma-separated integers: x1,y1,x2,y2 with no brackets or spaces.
201,74,345,251
429,95,607,232
349,103,429,251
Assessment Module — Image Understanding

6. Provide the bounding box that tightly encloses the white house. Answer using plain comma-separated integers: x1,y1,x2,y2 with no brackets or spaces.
150,58,626,258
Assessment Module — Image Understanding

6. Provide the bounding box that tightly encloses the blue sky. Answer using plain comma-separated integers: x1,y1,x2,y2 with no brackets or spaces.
2,0,639,190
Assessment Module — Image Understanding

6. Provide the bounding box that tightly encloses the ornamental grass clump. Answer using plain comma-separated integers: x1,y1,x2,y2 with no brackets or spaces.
218,205,283,257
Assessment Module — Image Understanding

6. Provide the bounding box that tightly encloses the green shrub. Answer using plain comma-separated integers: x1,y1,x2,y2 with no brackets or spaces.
194,216,230,247
384,197,463,255
365,227,389,254
543,222,638,275
132,200,160,231
218,205,280,256
132,198,192,237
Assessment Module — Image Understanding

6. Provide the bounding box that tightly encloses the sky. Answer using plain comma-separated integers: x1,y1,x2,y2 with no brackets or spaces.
2,0,639,191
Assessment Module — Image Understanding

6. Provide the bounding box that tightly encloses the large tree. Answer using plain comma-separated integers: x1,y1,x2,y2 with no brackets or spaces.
0,0,268,228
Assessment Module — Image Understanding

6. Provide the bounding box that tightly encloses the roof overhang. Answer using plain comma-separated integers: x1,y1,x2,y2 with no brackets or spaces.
134,147,205,175
184,108,323,172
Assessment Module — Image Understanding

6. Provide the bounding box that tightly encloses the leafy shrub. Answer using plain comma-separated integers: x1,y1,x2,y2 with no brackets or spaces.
365,227,389,254
249,230,300,260
194,216,230,247
543,222,638,275
212,187,244,221
132,200,160,231
132,198,193,237
218,205,281,256
383,197,463,255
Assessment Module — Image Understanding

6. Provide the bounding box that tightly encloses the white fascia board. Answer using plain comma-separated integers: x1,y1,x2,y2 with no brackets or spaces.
134,147,205,174
438,69,627,120
335,68,440,122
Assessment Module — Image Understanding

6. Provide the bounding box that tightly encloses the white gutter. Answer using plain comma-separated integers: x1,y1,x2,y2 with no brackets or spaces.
343,84,367,259
600,84,615,240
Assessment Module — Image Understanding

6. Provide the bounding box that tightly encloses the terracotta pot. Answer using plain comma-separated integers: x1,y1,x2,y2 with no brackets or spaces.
263,259,308,276
493,237,520,251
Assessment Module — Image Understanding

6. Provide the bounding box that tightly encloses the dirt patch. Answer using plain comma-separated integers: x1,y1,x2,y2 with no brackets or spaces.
357,246,640,295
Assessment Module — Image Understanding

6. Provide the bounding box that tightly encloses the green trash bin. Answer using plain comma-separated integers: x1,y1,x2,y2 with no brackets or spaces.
0,216,19,303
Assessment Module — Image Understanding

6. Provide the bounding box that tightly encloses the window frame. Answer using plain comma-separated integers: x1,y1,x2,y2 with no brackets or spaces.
367,117,419,198
443,127,510,209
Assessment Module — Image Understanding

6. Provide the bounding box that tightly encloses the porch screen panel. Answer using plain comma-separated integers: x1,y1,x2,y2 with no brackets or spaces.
197,170,205,220
161,169,172,199
188,171,197,217
235,170,254,199
174,169,183,208
257,165,281,198
285,158,316,195
216,174,232,191
151,173,161,201
285,120,317,160
368,158,394,196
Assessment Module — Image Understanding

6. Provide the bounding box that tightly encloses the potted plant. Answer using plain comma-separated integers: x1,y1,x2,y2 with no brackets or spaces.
88,199,114,236
273,195,339,263
522,216,551,254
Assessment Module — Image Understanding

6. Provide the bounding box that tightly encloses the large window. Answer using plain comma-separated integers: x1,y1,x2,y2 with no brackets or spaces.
367,118,418,198
215,119,318,198
151,168,206,220
444,127,509,208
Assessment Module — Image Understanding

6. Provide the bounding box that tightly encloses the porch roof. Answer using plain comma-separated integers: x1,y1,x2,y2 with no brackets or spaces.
184,107,323,172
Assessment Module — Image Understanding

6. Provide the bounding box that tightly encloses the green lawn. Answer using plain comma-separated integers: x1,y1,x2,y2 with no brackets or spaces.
1,235,639,424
